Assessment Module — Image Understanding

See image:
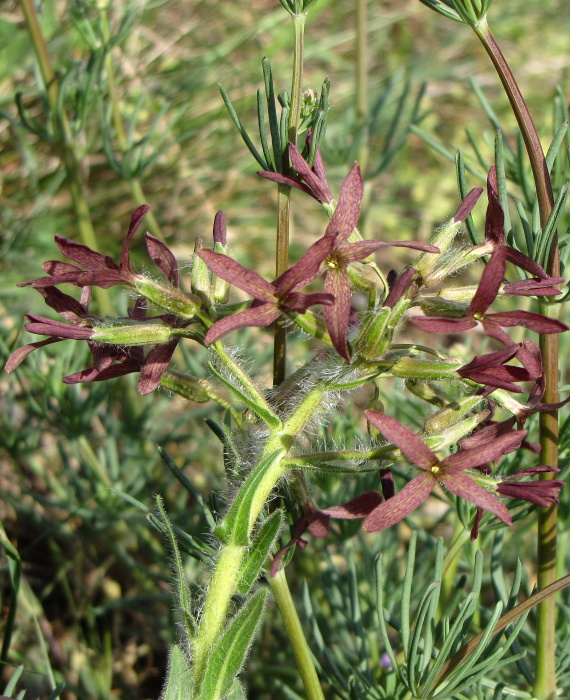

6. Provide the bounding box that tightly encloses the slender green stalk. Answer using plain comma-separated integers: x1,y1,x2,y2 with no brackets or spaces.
274,13,306,385
19,0,109,312
269,569,325,700
473,19,559,698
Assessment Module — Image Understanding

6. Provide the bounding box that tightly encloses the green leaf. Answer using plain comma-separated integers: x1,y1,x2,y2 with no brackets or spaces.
197,589,268,700
216,451,283,546
237,510,284,594
161,645,193,700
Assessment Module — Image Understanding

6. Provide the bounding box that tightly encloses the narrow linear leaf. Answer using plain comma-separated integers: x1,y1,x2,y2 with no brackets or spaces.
237,510,284,594
161,644,193,700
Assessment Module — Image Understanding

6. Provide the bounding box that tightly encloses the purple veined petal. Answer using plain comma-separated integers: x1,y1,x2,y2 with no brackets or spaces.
75,269,131,289
323,267,352,361
312,149,333,203
459,418,516,450
34,286,91,322
410,316,478,334
275,236,335,293
203,303,281,345
516,339,542,379
469,245,506,315
24,314,94,340
453,187,484,223
341,240,391,263
479,320,515,346
5,337,63,372
322,491,383,519
145,233,179,287
485,310,569,334
484,166,505,245
459,345,520,373
504,248,549,279
63,360,142,384
284,291,335,313
289,144,331,203
442,430,527,471
197,249,276,302
441,471,512,526
213,211,227,246
505,464,560,479
137,338,179,395
43,260,83,276
324,163,363,244
497,479,564,507
458,369,525,393
362,472,436,532
257,170,318,200
306,511,331,538
502,276,564,296
384,268,416,309
55,235,119,270
120,205,151,272
25,272,83,288
390,240,440,253
364,411,437,469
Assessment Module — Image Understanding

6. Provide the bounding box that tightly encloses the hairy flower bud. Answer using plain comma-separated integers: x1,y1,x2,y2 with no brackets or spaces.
391,355,464,379
160,370,212,403
424,394,486,434
418,297,470,318
134,277,201,320
191,237,212,304
93,323,174,346
425,409,491,452
354,307,391,360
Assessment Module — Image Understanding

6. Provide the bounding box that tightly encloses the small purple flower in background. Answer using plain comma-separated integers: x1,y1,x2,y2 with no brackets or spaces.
496,465,564,506
197,236,336,345
412,245,568,345
457,340,542,393
361,410,527,532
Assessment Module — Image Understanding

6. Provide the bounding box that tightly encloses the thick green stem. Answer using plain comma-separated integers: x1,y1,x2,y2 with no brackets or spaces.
473,19,559,699
269,569,325,700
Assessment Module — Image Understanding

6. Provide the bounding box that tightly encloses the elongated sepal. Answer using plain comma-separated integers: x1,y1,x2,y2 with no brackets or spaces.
419,296,470,319
415,220,461,280
191,238,212,303
405,379,451,407
160,370,212,403
93,323,173,346
355,307,391,360
425,410,491,452
424,394,486,434
237,510,284,594
391,355,464,379
134,277,201,320
196,589,268,700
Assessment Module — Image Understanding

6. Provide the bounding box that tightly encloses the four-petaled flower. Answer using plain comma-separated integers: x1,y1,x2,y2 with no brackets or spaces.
412,245,568,345
197,236,336,345
361,410,528,532
319,163,439,360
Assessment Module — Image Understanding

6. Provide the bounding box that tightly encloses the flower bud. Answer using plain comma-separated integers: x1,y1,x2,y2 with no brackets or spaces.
134,277,201,320
160,370,212,403
415,220,460,280
93,323,173,346
210,212,230,303
354,307,391,360
347,261,379,291
405,380,450,407
424,394,486,434
425,409,491,452
191,238,212,304
391,355,464,379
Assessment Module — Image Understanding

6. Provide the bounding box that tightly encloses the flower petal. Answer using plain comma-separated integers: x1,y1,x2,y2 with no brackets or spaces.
145,233,179,287
323,267,352,361
324,163,363,244
120,205,151,272
442,430,527,471
203,304,280,344
362,472,435,532
137,339,179,395
441,471,512,525
322,491,383,519
468,245,506,315
197,249,276,302
410,316,477,333
55,235,119,270
276,236,334,293
364,411,437,469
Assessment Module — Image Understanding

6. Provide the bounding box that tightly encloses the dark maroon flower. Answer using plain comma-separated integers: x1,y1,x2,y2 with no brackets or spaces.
258,142,333,204
319,164,439,360
270,491,383,576
412,245,568,345
458,340,543,393
497,465,564,507
197,236,336,345
361,411,527,532
502,277,565,297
